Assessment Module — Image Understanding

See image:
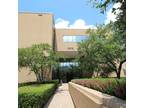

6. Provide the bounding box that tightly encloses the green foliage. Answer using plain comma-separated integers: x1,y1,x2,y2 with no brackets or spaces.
18,80,59,87
87,0,126,77
88,0,125,14
79,0,126,77
72,78,126,100
18,44,59,82
69,65,83,78
18,82,58,108
88,0,126,46
77,24,126,78
77,25,111,72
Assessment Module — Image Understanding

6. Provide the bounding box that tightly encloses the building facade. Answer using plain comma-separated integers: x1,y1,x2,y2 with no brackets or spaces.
18,12,125,83
18,13,88,82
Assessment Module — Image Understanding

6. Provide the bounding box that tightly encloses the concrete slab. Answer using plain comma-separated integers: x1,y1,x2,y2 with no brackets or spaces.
44,83,75,108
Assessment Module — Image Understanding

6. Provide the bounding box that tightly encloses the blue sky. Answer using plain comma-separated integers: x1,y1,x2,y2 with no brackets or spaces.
19,0,113,28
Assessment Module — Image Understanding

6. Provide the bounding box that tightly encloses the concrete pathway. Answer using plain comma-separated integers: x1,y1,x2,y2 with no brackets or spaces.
44,83,75,108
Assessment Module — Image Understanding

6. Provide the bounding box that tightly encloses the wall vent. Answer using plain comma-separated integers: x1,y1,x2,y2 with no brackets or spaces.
38,14,43,16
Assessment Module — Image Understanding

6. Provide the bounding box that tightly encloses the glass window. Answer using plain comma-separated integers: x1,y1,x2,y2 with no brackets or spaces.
63,35,88,42
63,36,68,42
60,62,78,67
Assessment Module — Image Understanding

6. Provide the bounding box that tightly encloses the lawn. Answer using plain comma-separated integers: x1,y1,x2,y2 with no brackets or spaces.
71,78,126,100
18,81,58,108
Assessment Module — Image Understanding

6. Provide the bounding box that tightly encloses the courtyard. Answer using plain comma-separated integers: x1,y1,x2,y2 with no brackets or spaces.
18,0,126,108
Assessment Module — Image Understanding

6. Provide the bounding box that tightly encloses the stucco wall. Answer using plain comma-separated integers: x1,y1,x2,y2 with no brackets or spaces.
92,62,126,78
55,29,88,57
18,12,54,48
18,67,52,83
18,13,54,82
109,62,126,77
18,67,37,83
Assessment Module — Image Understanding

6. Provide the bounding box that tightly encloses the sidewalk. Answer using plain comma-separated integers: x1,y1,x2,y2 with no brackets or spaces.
44,83,75,108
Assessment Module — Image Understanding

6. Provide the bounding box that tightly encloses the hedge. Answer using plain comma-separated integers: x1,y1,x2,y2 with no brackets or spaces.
18,80,59,87
71,78,126,100
18,80,58,108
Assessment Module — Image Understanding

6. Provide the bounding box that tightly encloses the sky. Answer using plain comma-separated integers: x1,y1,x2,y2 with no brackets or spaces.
18,0,117,29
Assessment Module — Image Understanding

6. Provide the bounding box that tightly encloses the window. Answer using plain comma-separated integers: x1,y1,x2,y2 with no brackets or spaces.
63,35,88,42
60,62,78,67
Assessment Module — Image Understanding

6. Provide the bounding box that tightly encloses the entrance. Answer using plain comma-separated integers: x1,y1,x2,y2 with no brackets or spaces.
52,61,81,83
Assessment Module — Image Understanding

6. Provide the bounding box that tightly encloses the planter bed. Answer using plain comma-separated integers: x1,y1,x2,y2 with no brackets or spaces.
71,78,126,100
18,80,58,108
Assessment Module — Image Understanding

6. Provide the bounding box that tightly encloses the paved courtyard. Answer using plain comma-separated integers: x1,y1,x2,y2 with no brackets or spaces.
44,83,75,108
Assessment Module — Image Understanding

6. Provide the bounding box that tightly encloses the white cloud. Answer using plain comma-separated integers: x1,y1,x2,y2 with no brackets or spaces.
55,18,70,28
69,19,96,29
55,18,96,29
105,3,122,24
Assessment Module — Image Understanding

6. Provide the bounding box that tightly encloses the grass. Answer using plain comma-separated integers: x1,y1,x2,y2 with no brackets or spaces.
18,82,58,108
71,77,126,100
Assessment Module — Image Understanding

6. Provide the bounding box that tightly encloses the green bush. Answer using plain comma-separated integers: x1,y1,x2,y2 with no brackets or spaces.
18,80,59,87
18,81,58,108
71,78,126,100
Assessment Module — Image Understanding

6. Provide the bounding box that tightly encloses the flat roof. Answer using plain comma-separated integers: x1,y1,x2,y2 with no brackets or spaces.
18,12,54,15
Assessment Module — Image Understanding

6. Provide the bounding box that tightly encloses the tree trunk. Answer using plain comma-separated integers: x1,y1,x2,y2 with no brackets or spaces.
36,73,41,82
37,72,43,82
117,71,121,79
117,60,126,79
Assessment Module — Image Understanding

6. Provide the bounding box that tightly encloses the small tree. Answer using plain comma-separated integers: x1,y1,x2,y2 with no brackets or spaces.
77,24,126,78
18,44,59,82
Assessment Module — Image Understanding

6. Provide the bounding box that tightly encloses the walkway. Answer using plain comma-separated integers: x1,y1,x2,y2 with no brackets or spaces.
44,83,75,108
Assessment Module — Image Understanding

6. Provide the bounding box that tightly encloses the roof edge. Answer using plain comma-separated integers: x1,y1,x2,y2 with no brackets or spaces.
18,11,54,15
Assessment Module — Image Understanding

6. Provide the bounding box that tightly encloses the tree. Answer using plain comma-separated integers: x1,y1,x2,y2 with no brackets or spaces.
18,44,59,82
77,24,125,78
89,0,126,47
86,0,126,78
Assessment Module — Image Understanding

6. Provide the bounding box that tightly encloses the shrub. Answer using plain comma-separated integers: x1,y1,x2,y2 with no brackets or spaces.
71,78,126,100
18,81,58,108
18,80,59,87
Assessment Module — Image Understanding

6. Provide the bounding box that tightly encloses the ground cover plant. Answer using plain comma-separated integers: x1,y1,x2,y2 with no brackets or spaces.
18,81,58,108
71,78,126,100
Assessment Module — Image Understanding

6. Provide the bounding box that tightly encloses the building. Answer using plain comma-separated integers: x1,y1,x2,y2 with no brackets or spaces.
18,12,89,82
18,12,125,83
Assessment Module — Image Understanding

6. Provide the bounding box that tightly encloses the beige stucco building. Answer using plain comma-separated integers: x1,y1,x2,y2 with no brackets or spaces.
18,13,55,48
18,12,125,83
18,12,88,82
55,29,89,57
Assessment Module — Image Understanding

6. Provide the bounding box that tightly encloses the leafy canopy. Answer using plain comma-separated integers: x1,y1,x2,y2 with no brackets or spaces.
18,44,59,82
77,24,125,78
